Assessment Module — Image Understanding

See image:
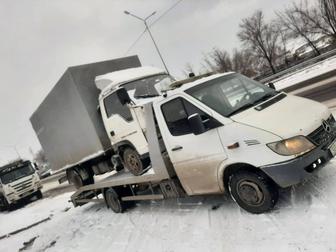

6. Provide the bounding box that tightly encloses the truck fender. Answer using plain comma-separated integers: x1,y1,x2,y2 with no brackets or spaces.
218,162,263,193
113,140,137,155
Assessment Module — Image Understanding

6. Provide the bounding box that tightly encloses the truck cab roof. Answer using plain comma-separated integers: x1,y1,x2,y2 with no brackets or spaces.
96,66,166,99
0,160,31,173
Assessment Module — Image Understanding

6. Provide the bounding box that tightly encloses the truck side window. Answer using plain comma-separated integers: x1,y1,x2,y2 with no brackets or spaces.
103,92,133,122
161,98,222,136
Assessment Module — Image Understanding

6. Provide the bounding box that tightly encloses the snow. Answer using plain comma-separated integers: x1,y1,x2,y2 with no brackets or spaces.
273,55,336,91
1,107,335,252
96,66,166,92
1,152,336,250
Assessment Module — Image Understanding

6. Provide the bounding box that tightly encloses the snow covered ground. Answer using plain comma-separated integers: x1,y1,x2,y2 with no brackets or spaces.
1,157,336,252
273,55,336,91
1,116,335,251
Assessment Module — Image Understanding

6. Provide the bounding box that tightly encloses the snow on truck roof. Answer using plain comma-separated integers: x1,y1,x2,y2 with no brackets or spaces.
95,66,166,93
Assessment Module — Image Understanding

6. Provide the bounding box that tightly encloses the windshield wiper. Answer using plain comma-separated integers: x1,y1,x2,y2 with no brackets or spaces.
227,103,256,117
134,94,160,99
255,92,278,104
228,92,279,117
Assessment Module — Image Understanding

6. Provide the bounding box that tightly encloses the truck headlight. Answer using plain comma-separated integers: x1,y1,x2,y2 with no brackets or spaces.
267,136,315,156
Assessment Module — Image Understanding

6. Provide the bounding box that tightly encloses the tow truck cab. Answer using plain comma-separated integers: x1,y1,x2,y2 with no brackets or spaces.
0,160,42,211
151,72,335,212
71,72,335,214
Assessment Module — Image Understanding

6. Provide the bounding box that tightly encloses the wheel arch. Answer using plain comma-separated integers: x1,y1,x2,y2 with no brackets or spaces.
114,140,137,158
221,162,274,192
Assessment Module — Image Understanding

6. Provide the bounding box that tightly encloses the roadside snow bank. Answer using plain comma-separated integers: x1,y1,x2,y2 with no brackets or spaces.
274,56,336,90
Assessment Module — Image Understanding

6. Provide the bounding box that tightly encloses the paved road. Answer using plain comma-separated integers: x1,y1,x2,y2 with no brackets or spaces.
282,69,336,107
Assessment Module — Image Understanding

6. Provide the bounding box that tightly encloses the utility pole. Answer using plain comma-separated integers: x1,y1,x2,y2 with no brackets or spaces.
124,10,170,74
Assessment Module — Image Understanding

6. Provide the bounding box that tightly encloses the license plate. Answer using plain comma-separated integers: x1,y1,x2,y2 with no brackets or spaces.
329,140,336,157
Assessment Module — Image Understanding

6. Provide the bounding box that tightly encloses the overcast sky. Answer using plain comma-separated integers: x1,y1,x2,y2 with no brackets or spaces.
0,0,297,163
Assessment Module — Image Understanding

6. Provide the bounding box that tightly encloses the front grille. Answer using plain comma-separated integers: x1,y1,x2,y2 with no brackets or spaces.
12,178,33,193
308,115,336,147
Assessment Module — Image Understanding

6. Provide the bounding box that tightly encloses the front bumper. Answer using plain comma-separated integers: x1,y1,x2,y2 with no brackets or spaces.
261,144,334,188
6,186,42,204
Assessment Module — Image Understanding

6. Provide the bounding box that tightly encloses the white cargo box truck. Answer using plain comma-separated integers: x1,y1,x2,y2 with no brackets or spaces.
30,56,174,188
71,72,336,214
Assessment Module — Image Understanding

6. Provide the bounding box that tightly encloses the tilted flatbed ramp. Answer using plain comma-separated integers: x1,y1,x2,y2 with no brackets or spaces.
71,103,175,206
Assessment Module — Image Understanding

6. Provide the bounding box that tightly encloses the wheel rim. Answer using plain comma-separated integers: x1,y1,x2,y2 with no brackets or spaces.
126,154,141,174
237,180,264,206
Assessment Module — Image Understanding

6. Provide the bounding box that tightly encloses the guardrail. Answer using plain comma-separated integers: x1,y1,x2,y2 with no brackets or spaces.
257,48,336,84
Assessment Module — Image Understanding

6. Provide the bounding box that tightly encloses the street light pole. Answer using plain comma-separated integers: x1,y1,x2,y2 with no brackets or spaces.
124,10,170,74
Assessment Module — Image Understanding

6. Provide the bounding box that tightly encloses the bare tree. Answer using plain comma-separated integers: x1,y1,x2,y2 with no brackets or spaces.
209,48,232,72
201,52,217,73
274,20,291,66
231,49,257,77
202,47,258,77
297,0,336,40
319,0,336,39
238,10,280,74
277,3,321,56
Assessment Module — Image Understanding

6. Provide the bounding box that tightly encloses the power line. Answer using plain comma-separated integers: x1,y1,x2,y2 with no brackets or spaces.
150,0,183,27
123,0,184,56
124,28,147,56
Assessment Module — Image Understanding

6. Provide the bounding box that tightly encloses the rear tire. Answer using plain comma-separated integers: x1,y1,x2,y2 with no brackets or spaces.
68,170,94,189
228,170,279,214
105,188,125,213
123,148,144,176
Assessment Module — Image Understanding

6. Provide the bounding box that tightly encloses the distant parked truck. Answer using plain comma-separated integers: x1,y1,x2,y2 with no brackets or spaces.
30,56,174,188
0,160,42,211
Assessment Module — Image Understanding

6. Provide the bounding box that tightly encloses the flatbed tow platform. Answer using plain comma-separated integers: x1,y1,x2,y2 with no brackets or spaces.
70,104,183,208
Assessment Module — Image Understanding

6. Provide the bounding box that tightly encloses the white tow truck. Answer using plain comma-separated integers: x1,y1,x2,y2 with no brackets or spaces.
0,160,42,211
71,72,336,213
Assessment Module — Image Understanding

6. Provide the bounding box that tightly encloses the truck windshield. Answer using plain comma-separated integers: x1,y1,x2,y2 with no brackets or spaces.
185,73,278,117
0,164,35,184
122,74,175,99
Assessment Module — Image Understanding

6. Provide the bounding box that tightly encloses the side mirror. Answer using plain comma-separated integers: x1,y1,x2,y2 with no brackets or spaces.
188,113,206,135
267,82,276,90
116,87,131,105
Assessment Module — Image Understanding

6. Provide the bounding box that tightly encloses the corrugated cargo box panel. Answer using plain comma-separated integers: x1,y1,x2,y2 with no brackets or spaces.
30,56,141,170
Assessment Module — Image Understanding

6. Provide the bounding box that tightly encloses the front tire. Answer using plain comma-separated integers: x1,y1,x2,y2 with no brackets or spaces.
0,195,10,211
123,148,144,176
229,170,279,214
35,190,43,200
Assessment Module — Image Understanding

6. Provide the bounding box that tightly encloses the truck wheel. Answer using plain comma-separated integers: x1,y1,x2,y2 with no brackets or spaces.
105,188,125,213
71,171,84,189
123,148,144,176
0,195,9,211
228,170,278,214
68,170,94,189
36,190,43,200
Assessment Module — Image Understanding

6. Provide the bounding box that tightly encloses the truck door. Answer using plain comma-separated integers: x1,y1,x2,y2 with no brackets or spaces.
157,96,227,195
101,92,148,155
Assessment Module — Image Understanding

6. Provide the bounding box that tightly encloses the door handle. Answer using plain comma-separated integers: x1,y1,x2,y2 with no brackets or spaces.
171,146,183,151
110,131,115,137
